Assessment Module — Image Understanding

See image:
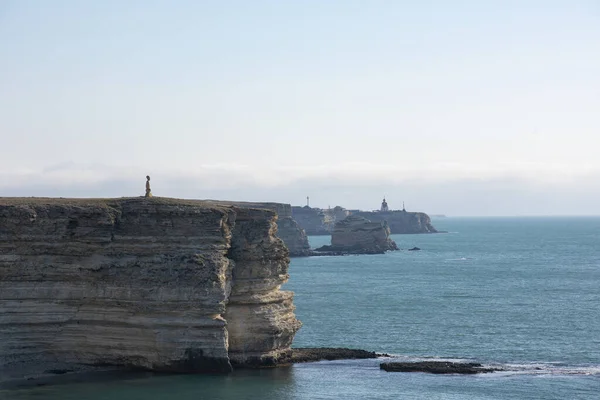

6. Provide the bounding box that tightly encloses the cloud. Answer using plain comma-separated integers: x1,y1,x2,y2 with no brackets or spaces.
2,161,595,189
1,162,599,216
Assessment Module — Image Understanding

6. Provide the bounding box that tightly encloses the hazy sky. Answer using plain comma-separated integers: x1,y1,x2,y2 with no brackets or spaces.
1,1,599,215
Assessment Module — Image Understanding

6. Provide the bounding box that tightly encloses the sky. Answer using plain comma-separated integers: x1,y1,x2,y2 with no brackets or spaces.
1,1,599,216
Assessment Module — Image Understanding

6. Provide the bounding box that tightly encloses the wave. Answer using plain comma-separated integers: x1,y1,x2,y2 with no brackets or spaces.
500,362,600,377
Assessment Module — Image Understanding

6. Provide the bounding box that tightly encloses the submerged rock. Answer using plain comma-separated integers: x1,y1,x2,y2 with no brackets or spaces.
290,348,381,363
380,361,501,374
315,215,398,255
408,247,421,251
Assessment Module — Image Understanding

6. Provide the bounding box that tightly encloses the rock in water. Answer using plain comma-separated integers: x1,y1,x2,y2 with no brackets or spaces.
0,197,301,374
315,215,399,255
380,361,501,374
290,348,380,363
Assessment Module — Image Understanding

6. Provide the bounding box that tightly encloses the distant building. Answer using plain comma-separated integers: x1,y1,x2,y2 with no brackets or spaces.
380,197,389,212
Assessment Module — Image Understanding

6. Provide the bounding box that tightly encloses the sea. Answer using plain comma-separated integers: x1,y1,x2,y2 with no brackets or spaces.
2,217,600,399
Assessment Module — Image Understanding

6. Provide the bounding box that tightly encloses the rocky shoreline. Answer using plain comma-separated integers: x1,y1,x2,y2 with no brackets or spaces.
1,351,507,389
290,348,386,363
0,348,386,389
1,349,510,391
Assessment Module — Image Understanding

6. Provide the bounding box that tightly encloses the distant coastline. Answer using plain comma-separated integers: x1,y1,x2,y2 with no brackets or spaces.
291,198,439,236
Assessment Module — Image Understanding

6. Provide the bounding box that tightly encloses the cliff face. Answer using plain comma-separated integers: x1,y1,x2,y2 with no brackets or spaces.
0,197,301,374
353,211,437,234
224,207,302,366
291,206,330,235
275,216,311,257
316,215,398,254
214,202,310,257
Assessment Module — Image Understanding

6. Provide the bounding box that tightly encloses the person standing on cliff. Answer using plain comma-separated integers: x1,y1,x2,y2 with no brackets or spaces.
145,175,152,197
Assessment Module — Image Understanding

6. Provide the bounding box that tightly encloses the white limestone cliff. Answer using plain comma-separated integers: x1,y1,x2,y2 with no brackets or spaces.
0,197,301,374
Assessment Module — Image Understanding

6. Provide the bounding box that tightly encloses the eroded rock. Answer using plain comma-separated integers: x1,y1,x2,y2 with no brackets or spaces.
315,215,398,255
0,197,301,374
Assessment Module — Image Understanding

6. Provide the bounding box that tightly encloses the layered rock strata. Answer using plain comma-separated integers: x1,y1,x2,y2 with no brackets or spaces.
315,215,399,254
215,202,310,257
0,197,301,374
291,206,331,236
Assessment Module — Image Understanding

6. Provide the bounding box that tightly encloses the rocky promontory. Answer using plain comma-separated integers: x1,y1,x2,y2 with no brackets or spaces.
292,206,438,235
315,215,398,255
0,197,301,375
352,210,437,234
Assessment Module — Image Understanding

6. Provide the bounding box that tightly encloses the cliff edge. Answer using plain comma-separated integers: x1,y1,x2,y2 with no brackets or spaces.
0,197,301,374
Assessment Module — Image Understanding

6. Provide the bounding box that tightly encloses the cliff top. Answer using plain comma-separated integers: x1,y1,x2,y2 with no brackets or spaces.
0,196,287,212
0,196,218,207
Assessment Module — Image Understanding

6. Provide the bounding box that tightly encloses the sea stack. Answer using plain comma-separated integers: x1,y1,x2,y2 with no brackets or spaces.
315,215,399,255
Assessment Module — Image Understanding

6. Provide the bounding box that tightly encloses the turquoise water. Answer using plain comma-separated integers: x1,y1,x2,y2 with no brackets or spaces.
3,217,600,399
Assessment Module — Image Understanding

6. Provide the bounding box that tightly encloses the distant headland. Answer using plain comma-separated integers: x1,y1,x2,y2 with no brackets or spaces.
292,198,439,236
